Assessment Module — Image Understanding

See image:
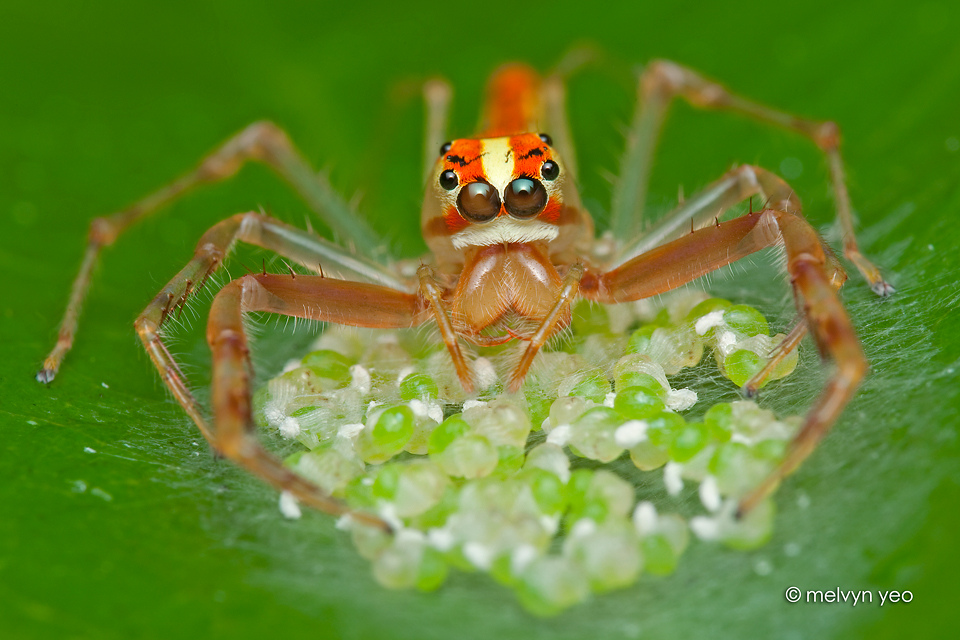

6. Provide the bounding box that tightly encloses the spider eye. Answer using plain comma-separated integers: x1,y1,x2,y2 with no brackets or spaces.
504,178,547,219
538,133,553,145
439,170,459,190
457,182,501,222
540,160,559,181
439,141,452,155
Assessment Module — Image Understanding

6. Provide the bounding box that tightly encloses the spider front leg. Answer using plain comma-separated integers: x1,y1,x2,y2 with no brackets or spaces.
39,120,383,382
612,164,846,397
134,210,406,443
417,264,474,393
611,59,892,296
508,263,584,393
133,212,424,527
581,208,867,516
612,163,823,265
205,273,426,529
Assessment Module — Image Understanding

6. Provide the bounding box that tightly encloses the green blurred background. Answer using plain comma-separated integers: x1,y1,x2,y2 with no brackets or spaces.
2,0,959,638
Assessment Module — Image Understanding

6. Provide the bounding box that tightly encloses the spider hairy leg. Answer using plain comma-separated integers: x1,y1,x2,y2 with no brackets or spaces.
742,243,850,396
736,214,867,516
508,262,584,392
207,273,426,531
611,163,846,399
581,207,866,517
130,211,403,438
613,163,814,266
417,264,475,393
137,212,423,527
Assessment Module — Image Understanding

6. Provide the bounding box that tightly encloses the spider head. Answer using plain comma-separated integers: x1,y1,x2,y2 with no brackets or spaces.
422,133,580,263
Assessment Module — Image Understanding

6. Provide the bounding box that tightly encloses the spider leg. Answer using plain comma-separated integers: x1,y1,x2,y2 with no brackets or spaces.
508,263,585,393
612,163,812,267
610,59,892,295
130,213,410,442
541,48,596,185
38,121,386,383
235,213,404,289
422,78,453,181
417,264,474,393
205,273,423,530
742,317,808,397
132,211,410,442
612,164,845,396
581,208,867,516
134,212,423,526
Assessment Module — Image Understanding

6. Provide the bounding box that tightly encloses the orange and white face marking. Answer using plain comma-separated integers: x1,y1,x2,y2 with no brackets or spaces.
422,133,568,252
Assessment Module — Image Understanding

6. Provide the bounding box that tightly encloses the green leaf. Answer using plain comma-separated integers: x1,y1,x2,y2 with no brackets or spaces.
3,1,959,637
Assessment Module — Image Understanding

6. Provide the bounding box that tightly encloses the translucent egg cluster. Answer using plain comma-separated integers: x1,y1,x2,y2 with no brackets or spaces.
255,290,801,615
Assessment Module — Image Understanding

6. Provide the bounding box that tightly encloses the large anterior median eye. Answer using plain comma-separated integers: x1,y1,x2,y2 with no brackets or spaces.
457,181,501,222
504,177,547,219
